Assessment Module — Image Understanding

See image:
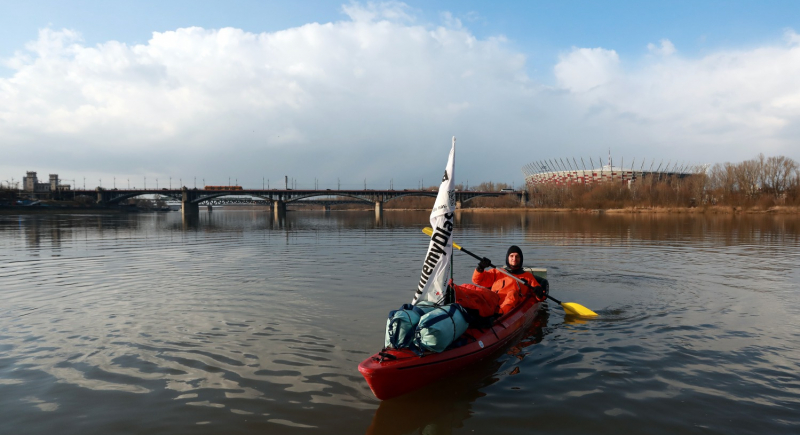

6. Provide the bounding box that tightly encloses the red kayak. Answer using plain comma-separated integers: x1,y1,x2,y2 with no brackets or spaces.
358,292,545,401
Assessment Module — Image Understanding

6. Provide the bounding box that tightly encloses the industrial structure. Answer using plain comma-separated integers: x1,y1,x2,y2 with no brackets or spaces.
522,154,704,187
21,171,71,194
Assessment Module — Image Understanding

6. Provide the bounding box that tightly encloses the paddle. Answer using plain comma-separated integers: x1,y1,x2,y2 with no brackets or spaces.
422,227,598,317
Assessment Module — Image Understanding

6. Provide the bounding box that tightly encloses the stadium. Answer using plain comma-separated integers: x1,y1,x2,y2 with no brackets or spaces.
522,154,705,187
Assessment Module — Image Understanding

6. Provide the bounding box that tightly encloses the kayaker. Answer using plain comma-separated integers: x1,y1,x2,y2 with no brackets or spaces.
472,245,544,315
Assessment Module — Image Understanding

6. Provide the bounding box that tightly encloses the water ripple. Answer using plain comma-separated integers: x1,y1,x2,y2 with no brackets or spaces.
2,211,800,434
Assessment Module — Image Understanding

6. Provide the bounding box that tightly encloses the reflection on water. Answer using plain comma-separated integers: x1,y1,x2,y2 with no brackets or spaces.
1,210,799,434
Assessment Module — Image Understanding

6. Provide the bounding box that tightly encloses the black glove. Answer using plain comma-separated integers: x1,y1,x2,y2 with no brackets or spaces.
534,277,549,300
477,257,492,272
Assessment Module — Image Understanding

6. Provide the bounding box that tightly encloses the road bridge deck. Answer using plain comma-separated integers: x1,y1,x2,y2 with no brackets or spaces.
74,188,528,216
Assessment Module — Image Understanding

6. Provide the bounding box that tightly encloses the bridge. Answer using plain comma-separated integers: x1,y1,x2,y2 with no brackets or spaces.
193,196,373,208
75,188,528,218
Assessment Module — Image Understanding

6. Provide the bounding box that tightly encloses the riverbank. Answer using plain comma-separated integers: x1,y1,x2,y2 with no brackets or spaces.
0,206,172,215
602,205,800,214
459,206,800,214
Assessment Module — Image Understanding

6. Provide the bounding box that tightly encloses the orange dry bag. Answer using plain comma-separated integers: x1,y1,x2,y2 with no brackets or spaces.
452,283,500,318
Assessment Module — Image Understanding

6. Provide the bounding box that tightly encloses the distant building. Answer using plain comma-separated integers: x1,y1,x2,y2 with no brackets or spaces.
22,172,71,195
522,155,703,187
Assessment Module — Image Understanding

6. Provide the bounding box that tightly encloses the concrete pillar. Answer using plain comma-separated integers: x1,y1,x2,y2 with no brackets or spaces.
456,200,463,209
181,200,199,216
520,191,529,207
182,187,199,217
374,200,383,219
273,200,286,220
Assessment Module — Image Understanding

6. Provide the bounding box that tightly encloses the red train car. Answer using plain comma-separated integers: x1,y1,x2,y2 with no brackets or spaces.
204,185,243,191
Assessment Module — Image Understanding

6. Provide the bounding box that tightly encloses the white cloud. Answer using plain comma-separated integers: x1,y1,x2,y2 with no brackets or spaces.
1,3,534,187
1,3,799,189
554,47,621,92
785,29,800,46
647,39,676,56
440,12,463,30
341,1,414,23
552,34,800,158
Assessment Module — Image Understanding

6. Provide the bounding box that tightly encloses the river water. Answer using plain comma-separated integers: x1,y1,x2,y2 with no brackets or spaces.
1,210,798,434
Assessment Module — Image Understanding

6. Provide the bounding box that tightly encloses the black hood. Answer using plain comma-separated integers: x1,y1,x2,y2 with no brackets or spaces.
505,245,524,273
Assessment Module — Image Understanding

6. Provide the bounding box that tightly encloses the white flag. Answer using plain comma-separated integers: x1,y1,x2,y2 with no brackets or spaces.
413,137,456,304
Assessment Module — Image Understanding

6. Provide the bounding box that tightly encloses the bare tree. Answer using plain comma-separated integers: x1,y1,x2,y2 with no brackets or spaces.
733,159,760,197
762,155,799,194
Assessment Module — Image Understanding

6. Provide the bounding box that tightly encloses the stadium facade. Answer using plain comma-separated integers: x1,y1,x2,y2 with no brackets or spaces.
522,155,703,186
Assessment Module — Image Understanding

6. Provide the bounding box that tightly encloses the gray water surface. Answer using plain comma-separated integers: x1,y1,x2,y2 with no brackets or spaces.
1,211,799,434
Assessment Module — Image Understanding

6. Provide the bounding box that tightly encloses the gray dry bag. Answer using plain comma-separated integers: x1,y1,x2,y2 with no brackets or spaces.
413,304,470,353
384,301,437,349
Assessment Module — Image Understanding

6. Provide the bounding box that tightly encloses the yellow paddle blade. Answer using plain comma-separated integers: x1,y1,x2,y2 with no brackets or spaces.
422,227,463,250
560,302,598,317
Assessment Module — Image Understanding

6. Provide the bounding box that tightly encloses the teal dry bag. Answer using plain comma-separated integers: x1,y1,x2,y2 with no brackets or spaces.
413,304,469,353
384,301,437,349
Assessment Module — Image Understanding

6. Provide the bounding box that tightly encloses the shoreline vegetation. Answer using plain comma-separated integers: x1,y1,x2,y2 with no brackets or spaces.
458,206,800,214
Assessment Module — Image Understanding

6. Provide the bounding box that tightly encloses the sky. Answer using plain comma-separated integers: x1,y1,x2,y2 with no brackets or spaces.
2,0,800,190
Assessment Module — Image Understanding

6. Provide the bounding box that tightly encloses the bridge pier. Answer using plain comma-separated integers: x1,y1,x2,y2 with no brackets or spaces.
182,201,199,216
520,191,529,207
182,187,199,217
456,200,463,209
374,200,383,219
273,200,286,220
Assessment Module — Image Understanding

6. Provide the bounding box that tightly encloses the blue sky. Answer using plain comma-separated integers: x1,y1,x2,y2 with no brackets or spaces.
2,1,799,188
